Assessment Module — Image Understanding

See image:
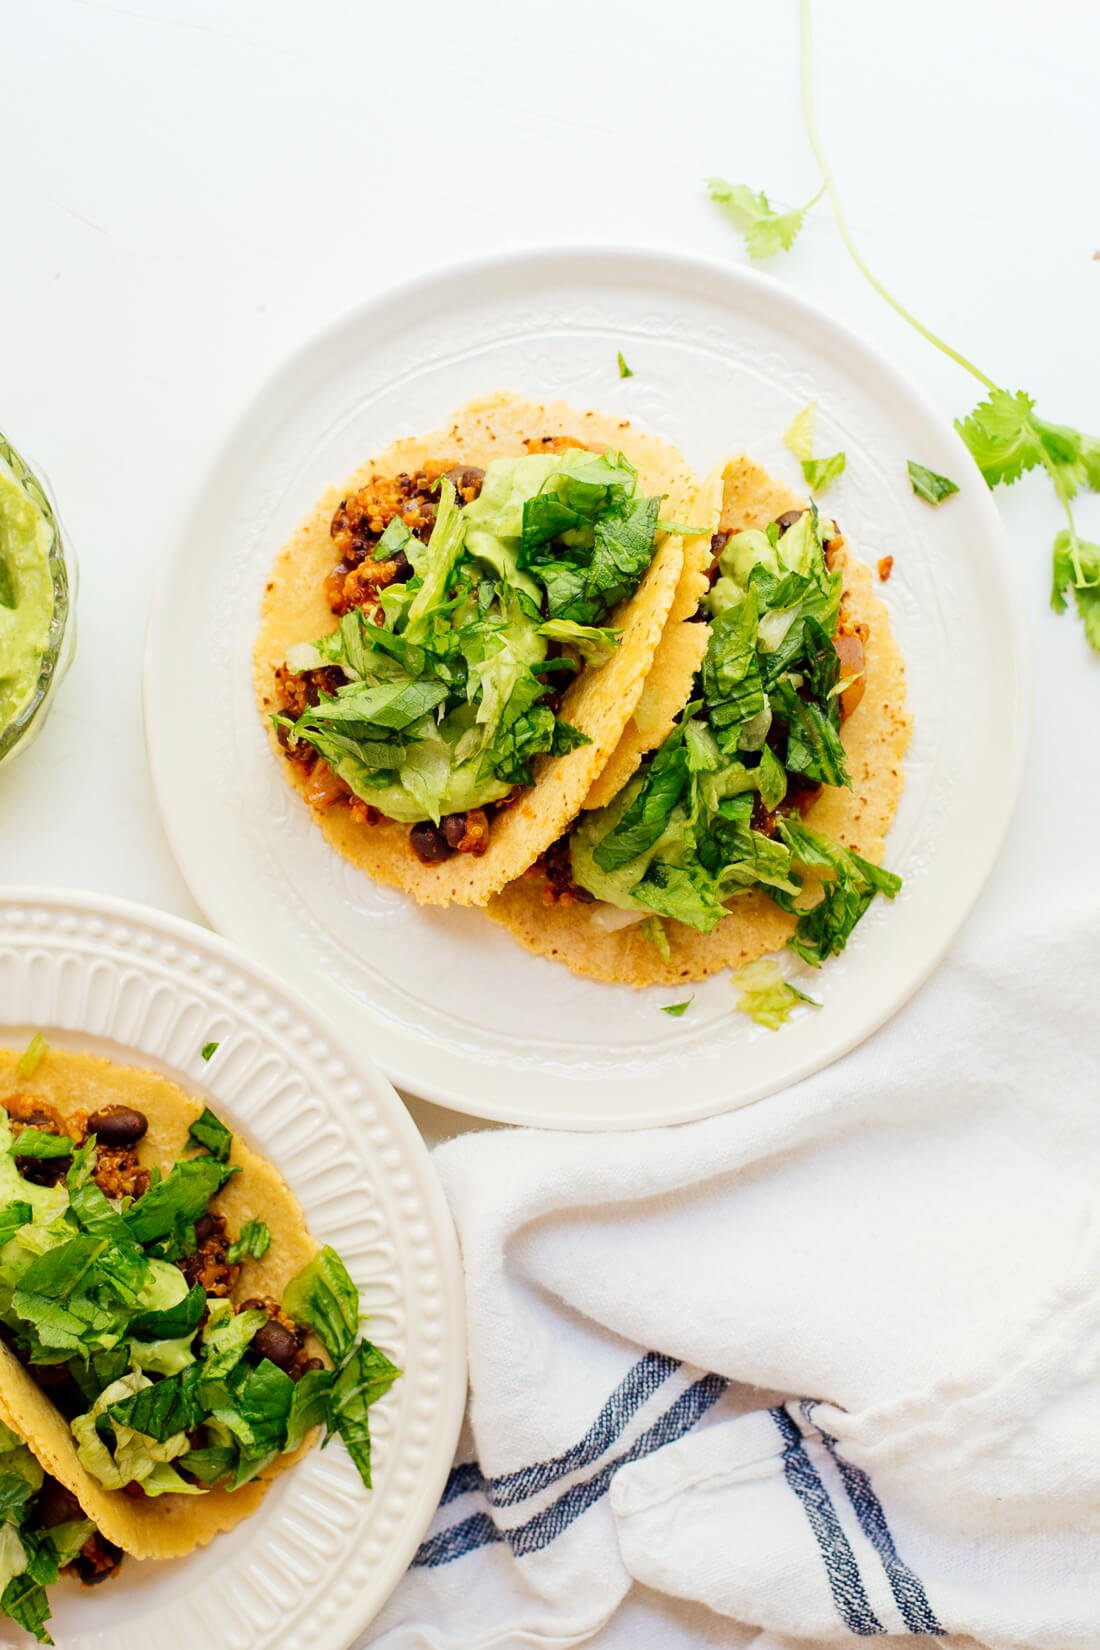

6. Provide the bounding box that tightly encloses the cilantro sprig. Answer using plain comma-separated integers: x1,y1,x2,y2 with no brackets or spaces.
707,0,1100,650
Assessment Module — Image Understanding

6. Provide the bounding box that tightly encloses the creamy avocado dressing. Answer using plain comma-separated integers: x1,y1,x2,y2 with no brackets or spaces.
0,453,54,733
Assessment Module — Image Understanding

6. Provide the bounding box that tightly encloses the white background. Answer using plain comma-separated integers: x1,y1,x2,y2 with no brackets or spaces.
2,0,1096,1138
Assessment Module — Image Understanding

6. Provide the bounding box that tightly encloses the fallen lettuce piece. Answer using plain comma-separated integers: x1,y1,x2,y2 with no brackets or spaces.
733,959,820,1030
907,460,959,505
783,403,816,463
801,452,845,494
617,351,633,379
200,1041,219,1062
660,998,693,1017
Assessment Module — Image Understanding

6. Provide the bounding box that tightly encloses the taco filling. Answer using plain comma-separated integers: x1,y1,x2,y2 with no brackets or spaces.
528,502,901,966
274,440,673,867
0,1052,399,1636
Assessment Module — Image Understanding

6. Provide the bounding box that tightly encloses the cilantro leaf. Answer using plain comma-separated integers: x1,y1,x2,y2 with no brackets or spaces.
1051,532,1100,650
907,460,959,505
186,1106,232,1163
706,178,820,259
226,1219,271,1265
124,1156,238,1244
733,959,820,1030
660,999,693,1017
283,1247,361,1364
954,389,1047,487
324,1340,401,1490
617,351,633,379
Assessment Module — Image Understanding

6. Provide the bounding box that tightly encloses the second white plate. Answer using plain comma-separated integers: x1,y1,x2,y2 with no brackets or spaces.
144,247,1028,1129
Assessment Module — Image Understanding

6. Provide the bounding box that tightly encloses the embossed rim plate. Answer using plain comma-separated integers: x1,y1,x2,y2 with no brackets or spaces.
0,887,465,1650
144,246,1029,1129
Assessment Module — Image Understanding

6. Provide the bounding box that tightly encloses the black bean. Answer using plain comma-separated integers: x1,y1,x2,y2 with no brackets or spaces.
409,822,451,864
443,464,485,499
441,812,468,849
193,1212,216,1244
775,509,805,536
253,1320,298,1371
389,549,413,582
87,1105,148,1148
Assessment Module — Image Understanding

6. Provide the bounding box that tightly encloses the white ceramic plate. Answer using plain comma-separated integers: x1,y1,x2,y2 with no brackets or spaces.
0,889,465,1650
144,247,1028,1130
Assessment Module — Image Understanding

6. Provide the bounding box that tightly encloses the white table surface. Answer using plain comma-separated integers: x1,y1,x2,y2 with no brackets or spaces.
3,0,1096,1145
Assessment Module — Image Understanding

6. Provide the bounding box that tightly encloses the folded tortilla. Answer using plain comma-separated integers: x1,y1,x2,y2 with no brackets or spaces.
255,391,701,907
486,455,912,986
0,1048,318,1560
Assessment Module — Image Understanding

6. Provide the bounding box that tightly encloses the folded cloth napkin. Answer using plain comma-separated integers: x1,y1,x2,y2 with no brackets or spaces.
368,894,1100,1650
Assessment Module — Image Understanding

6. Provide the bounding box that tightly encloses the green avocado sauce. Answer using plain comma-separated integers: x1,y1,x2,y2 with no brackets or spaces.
0,454,54,734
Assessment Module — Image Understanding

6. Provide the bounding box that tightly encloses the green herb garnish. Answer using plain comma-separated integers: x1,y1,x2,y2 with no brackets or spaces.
907,460,959,505
707,178,824,260
709,0,1100,650
617,351,633,379
200,1041,219,1062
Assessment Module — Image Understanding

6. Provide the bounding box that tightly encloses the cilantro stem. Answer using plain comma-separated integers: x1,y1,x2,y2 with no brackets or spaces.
798,0,997,394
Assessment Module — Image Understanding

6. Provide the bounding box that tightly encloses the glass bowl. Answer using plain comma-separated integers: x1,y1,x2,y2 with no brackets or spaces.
0,431,77,768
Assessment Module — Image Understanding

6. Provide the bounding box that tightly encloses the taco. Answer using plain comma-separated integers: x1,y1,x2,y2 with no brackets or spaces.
0,1416,122,1643
0,1042,399,1638
255,391,703,906
487,455,912,985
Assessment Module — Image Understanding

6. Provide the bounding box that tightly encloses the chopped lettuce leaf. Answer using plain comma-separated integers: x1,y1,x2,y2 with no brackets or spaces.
124,1155,238,1245
617,351,633,379
784,402,816,462
186,1105,232,1163
283,1247,360,1363
733,959,821,1029
323,1340,401,1489
200,1041,219,1062
201,1299,266,1380
640,915,670,961
9,1132,73,1162
15,1036,48,1079
801,452,846,494
907,460,959,505
660,999,693,1017
226,1219,271,1265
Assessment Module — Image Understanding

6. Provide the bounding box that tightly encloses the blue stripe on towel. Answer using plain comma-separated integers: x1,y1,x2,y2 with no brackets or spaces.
437,1350,681,1511
802,1408,944,1636
771,1406,885,1636
414,1371,726,1568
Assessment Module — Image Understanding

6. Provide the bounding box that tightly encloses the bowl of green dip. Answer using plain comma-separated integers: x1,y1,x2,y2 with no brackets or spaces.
0,431,75,766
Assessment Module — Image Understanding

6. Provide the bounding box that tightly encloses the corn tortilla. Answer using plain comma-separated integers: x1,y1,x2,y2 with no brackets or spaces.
582,460,720,812
486,455,912,986
255,392,696,907
0,1047,318,1560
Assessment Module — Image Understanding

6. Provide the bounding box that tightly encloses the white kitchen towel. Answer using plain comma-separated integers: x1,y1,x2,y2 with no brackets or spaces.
368,895,1100,1650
